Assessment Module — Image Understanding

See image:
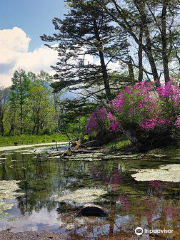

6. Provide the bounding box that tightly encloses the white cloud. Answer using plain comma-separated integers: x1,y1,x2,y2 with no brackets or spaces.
0,27,58,87
0,27,123,88
0,27,30,53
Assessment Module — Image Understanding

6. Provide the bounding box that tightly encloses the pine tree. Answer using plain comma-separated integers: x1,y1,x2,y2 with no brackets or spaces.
41,0,129,101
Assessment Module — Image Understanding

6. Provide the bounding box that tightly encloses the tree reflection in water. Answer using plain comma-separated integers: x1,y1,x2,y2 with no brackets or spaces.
0,151,179,239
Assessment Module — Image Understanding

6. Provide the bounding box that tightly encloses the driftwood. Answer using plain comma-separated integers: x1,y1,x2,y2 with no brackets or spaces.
47,146,104,158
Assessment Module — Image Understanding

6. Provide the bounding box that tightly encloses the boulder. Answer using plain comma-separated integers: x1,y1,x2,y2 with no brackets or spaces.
77,204,108,217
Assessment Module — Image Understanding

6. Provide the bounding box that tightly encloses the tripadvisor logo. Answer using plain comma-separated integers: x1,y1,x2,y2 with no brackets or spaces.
135,227,144,236
135,227,173,236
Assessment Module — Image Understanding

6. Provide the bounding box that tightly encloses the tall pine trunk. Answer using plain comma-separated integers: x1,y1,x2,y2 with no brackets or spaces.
138,24,143,82
161,0,170,83
93,19,112,100
128,57,135,82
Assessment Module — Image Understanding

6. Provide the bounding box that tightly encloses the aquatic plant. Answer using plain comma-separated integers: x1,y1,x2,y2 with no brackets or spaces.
0,180,24,219
55,188,107,204
131,164,180,182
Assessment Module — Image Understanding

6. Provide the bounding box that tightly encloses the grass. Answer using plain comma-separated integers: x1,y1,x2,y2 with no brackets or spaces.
164,145,180,154
103,138,131,151
0,133,68,147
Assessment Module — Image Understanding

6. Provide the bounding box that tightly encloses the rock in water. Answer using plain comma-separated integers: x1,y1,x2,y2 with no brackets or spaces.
77,204,108,217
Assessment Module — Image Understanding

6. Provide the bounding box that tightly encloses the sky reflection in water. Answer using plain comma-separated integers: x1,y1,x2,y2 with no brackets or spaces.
0,151,179,239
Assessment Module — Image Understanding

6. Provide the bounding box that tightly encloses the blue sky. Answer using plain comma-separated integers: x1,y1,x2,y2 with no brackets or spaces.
0,0,67,51
0,0,68,87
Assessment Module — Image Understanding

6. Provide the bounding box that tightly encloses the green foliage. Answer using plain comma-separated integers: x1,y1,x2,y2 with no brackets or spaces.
103,139,131,151
1,70,59,137
58,99,94,141
29,81,55,135
0,134,67,147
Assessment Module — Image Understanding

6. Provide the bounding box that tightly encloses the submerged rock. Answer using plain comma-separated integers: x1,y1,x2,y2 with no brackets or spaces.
77,204,108,217
131,164,180,182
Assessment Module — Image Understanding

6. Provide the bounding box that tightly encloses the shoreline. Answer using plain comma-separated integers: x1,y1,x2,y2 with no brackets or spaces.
0,142,69,152
0,230,67,240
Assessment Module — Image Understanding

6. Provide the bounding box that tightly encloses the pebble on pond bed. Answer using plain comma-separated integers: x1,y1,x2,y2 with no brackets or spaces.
55,189,107,204
131,164,180,182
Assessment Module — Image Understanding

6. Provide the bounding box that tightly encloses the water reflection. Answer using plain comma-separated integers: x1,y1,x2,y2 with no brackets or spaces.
0,151,179,239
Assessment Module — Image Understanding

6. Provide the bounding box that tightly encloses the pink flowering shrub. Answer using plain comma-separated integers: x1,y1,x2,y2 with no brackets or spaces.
86,79,180,148
86,108,119,139
107,112,119,132
86,108,107,135
109,79,180,148
111,80,180,131
175,116,180,128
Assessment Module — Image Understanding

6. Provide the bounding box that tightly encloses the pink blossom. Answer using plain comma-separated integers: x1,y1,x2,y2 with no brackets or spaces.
86,79,180,136
107,112,115,121
124,86,132,94
140,119,157,130
174,116,180,128
86,108,107,134
138,104,143,109
157,120,166,125
110,121,119,132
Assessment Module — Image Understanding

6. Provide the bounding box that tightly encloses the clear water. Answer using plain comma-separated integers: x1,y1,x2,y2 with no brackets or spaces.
0,150,179,239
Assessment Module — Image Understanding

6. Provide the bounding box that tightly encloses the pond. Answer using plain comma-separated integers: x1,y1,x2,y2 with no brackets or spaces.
0,147,179,239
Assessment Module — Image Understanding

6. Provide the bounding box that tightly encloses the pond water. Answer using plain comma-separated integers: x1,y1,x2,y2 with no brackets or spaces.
0,149,180,239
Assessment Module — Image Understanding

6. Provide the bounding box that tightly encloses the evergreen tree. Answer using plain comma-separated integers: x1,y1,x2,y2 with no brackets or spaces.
41,0,129,101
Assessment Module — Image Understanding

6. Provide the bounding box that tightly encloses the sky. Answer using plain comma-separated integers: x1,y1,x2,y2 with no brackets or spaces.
0,0,67,87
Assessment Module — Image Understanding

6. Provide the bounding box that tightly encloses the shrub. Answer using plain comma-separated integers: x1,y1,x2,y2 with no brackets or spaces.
110,79,180,149
86,79,180,149
86,108,119,140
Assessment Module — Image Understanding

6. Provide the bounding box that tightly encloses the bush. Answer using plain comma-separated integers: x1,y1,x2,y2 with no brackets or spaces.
86,79,180,149
86,108,119,142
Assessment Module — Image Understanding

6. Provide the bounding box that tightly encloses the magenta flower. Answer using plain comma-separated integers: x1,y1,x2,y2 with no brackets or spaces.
110,121,119,132
174,116,180,128
86,79,180,139
107,112,115,121
86,108,107,134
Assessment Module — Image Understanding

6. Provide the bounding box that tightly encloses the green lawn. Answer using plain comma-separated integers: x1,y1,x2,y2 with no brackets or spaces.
0,133,68,147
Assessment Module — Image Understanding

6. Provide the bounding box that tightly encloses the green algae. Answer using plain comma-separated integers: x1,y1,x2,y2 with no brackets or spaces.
55,188,107,204
0,180,23,218
131,164,180,182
